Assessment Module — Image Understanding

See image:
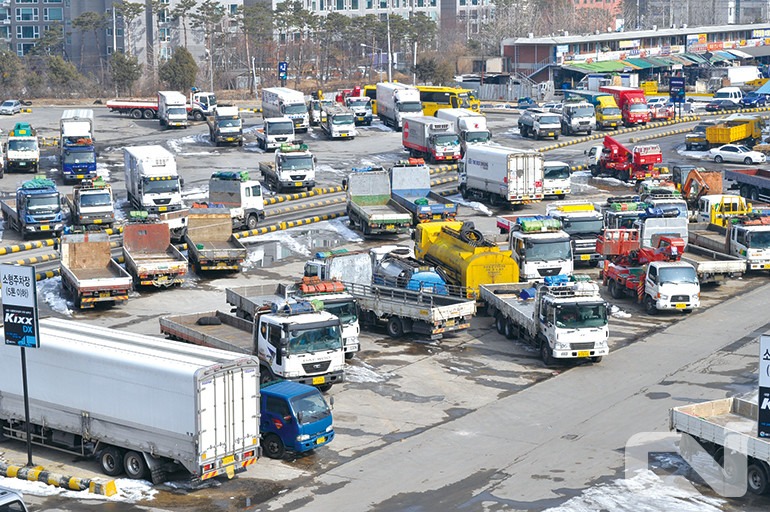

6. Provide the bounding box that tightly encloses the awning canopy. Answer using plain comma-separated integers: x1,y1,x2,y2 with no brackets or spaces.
622,58,654,69
755,81,770,94
727,49,754,59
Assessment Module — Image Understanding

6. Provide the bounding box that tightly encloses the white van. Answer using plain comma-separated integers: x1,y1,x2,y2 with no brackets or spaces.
0,487,28,512
713,87,743,104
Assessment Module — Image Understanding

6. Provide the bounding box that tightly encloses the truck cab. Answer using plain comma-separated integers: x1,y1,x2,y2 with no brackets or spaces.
344,96,373,126
257,117,296,151
726,219,770,269
505,216,574,281
207,106,243,146
602,196,647,229
542,161,571,199
262,143,316,192
260,380,334,459
4,177,65,238
643,261,700,313
518,109,561,140
696,194,751,227
545,202,603,266
309,98,334,126
67,177,115,228
560,98,596,136
322,104,357,139
5,122,39,173
208,170,265,230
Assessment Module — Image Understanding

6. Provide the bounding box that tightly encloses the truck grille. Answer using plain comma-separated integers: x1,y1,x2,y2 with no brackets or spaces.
290,174,305,180
302,360,331,374
153,198,171,205
275,136,288,142
537,267,561,277
671,295,689,302
570,342,595,350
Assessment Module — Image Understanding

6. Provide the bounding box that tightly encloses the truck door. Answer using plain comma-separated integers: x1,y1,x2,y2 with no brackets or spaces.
261,394,298,446
645,265,657,297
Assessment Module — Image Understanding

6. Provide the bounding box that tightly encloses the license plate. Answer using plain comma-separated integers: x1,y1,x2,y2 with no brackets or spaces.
341,133,348,137
94,219,102,224
577,350,590,358
216,262,227,267
222,455,234,465
675,303,686,309
385,224,394,230
357,116,364,120
159,206,167,212
548,132,554,136
446,319,456,326
294,182,303,187
40,225,50,231
157,275,169,282
312,376,325,385
553,190,562,194
580,254,590,261
316,436,326,444
764,264,770,269
99,291,110,298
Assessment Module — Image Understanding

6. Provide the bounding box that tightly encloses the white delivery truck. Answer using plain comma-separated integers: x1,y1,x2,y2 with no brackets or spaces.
402,115,461,164
261,87,309,132
157,90,188,129
256,117,297,151
0,318,260,483
376,82,423,130
435,108,491,154
321,104,357,139
459,145,544,207
542,160,571,199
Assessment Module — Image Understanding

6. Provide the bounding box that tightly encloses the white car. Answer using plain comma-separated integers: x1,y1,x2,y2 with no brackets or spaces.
708,144,767,165
543,102,562,112
0,100,21,115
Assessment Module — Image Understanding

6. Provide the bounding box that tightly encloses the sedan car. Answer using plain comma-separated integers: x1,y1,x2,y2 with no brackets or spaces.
0,100,21,115
708,144,766,164
704,99,742,112
740,92,768,108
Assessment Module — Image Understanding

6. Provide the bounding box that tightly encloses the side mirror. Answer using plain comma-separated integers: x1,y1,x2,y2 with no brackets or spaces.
583,149,587,155
179,178,185,187
329,396,335,409
342,178,348,190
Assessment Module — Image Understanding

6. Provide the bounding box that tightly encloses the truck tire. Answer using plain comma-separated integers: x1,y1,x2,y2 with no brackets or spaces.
460,184,469,199
740,185,750,198
540,342,556,367
247,214,259,230
100,446,125,476
345,351,355,360
591,356,603,363
317,383,333,393
131,109,142,119
495,313,505,335
194,111,204,121
751,187,760,201
123,450,148,479
504,319,516,340
262,433,285,459
142,109,153,120
747,462,770,495
609,280,624,299
644,295,658,315
386,317,404,338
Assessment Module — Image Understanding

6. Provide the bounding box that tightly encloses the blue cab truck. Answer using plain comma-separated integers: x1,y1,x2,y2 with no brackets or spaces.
389,159,458,226
260,380,335,459
0,178,64,239
59,109,97,184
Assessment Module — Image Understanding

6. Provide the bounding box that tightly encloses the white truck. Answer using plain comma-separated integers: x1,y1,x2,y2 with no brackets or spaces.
321,104,357,139
542,160,571,199
0,317,260,483
259,143,316,193
207,105,243,146
435,108,491,155
559,98,596,136
208,170,265,231
375,82,423,130
157,90,189,129
459,145,544,207
261,87,309,132
546,201,604,267
345,95,373,126
499,215,574,281
4,122,39,174
256,117,297,151
402,115,461,164
160,293,345,392
689,218,770,271
480,275,609,366
64,177,115,229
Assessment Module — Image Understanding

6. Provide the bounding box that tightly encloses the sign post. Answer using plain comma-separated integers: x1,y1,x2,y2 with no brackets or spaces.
278,61,288,87
669,77,686,119
1,263,40,467
760,335,770,438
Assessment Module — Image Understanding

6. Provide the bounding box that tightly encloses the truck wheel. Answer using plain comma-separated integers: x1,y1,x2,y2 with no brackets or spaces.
460,184,469,199
591,356,603,363
751,187,760,201
142,109,153,120
261,434,285,459
609,280,624,299
686,144,692,151
100,446,124,476
747,463,770,495
131,109,142,119
247,214,259,230
504,319,516,340
644,295,658,316
317,383,333,393
540,342,556,367
345,351,355,360
619,170,630,182
194,111,204,121
587,130,592,136
740,185,750,198
124,451,147,479
495,313,505,335
386,317,404,338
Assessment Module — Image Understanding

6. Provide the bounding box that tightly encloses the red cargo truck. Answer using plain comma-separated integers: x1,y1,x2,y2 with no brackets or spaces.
599,86,650,127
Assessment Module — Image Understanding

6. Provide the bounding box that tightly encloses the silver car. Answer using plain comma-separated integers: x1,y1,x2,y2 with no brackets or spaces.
0,100,21,115
708,144,767,165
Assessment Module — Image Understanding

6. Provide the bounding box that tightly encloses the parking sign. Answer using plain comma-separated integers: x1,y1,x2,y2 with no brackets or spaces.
278,61,288,80
1,264,39,348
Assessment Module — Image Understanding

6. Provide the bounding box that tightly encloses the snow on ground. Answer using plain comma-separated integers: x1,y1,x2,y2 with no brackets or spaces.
36,277,73,316
543,469,725,512
0,475,157,503
166,134,215,155
322,217,364,242
445,194,493,216
362,123,394,132
241,230,313,258
345,360,393,383
316,163,347,177
95,162,113,182
675,145,710,161
113,198,130,223
610,304,632,319
182,185,208,201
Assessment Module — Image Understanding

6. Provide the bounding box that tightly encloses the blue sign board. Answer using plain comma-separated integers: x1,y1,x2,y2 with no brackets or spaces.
278,61,288,80
669,77,686,103
1,264,39,348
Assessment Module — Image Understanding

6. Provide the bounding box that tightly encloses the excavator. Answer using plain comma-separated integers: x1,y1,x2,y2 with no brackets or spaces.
680,167,723,208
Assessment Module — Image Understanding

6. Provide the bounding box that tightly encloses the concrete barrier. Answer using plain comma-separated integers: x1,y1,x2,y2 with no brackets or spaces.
0,462,117,496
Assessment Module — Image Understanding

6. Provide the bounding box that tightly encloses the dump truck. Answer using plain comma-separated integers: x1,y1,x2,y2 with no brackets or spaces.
459,145,544,207
389,158,457,225
0,318,260,483
184,207,248,272
480,275,609,366
402,115,461,164
688,217,770,271
343,167,412,237
706,118,763,147
0,178,64,239
122,214,188,288
64,177,115,229
725,168,770,203
259,143,315,192
414,221,520,298
59,232,132,309
206,105,243,146
160,294,345,391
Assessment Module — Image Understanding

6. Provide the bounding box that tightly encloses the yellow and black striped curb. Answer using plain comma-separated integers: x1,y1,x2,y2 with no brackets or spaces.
234,212,345,238
0,462,116,496
430,164,459,174
0,239,55,256
239,107,262,113
36,269,60,281
266,197,346,217
20,108,32,113
264,186,344,206
431,176,459,186
566,164,669,174
8,252,58,266
699,108,770,118
537,116,701,152
630,127,692,143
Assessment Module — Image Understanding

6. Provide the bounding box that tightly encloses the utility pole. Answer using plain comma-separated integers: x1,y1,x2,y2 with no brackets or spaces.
387,10,393,82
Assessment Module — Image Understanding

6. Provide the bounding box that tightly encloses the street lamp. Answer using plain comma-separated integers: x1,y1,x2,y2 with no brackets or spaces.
360,43,385,82
204,48,214,92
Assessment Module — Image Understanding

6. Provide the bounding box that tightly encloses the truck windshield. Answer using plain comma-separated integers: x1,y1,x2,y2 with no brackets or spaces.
465,131,490,143
79,192,111,207
434,134,459,146
168,107,187,116
555,303,607,329
142,177,180,194
347,98,369,107
658,266,698,285
629,103,648,112
283,104,307,115
270,122,294,135
26,194,59,210
457,93,471,108
63,151,96,164
281,155,313,170
748,231,770,249
332,114,355,125
562,218,603,235
544,165,570,180
8,140,37,152
218,118,241,128
652,201,687,218
322,300,357,324
603,107,621,116
571,106,594,117
398,101,422,113
527,238,572,261
288,325,342,354
290,391,331,425
540,115,560,125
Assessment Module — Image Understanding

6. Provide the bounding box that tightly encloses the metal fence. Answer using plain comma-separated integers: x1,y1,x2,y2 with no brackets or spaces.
458,82,536,102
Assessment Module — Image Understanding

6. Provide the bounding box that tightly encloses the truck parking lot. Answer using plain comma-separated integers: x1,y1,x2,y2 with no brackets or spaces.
0,104,769,511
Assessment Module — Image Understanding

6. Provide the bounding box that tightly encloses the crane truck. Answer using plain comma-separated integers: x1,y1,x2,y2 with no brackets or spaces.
585,136,663,182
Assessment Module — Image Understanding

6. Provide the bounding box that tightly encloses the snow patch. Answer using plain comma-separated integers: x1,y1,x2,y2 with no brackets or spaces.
322,218,364,242
182,185,208,201
36,277,73,316
166,134,214,155
445,194,493,216
610,304,632,319
95,162,112,182
241,230,312,257
675,144,711,160
0,475,157,503
345,361,393,383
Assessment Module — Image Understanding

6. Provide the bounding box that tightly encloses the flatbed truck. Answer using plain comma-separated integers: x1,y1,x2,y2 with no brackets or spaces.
389,159,457,225
123,216,188,288
344,167,412,237
185,207,247,272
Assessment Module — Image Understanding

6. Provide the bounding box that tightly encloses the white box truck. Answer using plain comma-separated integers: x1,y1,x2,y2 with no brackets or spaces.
157,90,188,129
0,318,260,483
261,87,309,132
375,82,422,131
459,145,545,207
435,108,491,154
402,115,461,164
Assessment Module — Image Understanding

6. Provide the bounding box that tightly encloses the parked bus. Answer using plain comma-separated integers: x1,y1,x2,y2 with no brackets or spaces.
416,86,480,116
363,84,377,115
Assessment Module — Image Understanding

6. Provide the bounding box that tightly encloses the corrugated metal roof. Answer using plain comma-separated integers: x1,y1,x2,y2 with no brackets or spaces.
623,58,654,69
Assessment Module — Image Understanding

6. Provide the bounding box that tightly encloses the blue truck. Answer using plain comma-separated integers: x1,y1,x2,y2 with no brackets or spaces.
0,178,64,239
389,159,458,226
59,109,96,184
260,380,335,459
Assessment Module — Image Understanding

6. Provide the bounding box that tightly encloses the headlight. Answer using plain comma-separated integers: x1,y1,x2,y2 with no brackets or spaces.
555,342,569,350
326,425,333,433
297,434,310,442
658,294,668,300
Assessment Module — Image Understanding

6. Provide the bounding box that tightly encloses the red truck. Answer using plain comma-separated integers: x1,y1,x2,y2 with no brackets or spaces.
105,89,217,120
586,136,662,182
599,86,649,126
